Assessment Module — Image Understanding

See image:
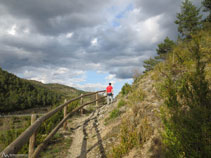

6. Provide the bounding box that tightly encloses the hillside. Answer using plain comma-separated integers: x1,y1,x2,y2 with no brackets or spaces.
29,80,84,98
60,28,210,158
0,68,84,112
47,28,210,158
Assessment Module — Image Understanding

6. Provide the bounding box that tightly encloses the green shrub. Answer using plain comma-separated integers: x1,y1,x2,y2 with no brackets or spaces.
105,108,121,125
121,83,132,96
128,88,145,106
0,119,30,154
161,37,211,158
37,100,79,145
117,99,126,108
109,119,139,158
109,108,121,120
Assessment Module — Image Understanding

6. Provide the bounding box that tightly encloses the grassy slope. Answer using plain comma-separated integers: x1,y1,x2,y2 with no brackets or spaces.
106,28,211,158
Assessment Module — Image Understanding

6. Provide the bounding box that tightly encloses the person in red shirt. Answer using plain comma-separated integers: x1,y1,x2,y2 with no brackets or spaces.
106,83,113,105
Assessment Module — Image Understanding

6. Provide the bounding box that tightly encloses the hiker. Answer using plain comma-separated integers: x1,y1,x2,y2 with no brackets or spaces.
106,83,113,105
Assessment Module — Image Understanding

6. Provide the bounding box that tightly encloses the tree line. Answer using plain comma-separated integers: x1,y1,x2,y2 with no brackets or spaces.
0,67,62,112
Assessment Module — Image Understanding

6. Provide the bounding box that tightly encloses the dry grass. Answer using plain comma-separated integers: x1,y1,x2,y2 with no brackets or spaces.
107,71,164,158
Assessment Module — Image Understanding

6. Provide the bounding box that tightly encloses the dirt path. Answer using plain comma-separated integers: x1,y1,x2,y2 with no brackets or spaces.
65,104,115,158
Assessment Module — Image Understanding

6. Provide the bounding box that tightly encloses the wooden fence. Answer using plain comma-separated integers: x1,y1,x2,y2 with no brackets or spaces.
0,90,106,158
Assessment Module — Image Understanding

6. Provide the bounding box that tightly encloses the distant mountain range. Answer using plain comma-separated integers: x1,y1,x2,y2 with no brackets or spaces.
0,67,85,112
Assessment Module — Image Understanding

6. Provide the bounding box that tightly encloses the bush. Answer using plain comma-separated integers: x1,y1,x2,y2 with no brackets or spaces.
109,108,121,120
121,83,132,96
161,36,211,157
0,118,30,154
128,88,145,107
104,108,122,125
109,119,140,158
117,99,126,108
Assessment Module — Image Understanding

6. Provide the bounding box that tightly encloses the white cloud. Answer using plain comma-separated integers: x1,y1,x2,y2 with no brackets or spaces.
74,83,107,92
54,67,69,74
91,38,98,46
7,24,17,35
105,74,116,81
17,66,86,86
66,32,73,38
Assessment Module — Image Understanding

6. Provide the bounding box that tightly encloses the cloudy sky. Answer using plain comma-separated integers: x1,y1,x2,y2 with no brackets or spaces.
0,0,202,95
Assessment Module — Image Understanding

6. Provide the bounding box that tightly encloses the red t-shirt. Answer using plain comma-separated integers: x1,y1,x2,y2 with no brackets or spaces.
106,85,113,93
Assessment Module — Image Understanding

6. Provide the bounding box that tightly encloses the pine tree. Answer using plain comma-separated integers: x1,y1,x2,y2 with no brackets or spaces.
143,57,160,73
202,0,211,22
175,0,202,38
156,37,175,59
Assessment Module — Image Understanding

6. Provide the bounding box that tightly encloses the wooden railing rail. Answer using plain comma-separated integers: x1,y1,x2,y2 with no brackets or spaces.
0,90,106,158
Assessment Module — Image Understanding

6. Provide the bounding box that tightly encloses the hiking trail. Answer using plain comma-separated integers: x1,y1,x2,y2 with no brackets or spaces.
65,103,118,158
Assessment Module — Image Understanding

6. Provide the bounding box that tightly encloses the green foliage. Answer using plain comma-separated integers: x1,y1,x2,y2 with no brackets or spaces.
143,37,175,73
117,99,126,108
143,57,161,73
161,36,211,157
109,108,121,120
109,117,154,158
105,99,126,125
175,0,202,38
109,120,139,158
36,100,79,144
128,88,145,106
202,0,211,22
45,83,84,98
156,37,175,58
121,83,132,96
39,133,72,158
105,107,122,125
0,68,62,112
0,117,30,154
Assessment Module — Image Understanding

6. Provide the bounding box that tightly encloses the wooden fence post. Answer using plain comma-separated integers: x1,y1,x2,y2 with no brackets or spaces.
96,92,98,106
80,94,84,114
63,99,67,130
29,114,37,158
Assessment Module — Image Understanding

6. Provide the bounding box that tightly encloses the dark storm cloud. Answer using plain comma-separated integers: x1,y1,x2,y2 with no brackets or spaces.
0,0,110,35
135,0,182,17
0,0,202,82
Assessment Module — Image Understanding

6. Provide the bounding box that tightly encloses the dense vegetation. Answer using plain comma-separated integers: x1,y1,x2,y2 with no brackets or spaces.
147,1,211,157
0,67,85,112
159,30,211,158
111,0,211,157
145,1,211,157
0,67,61,112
